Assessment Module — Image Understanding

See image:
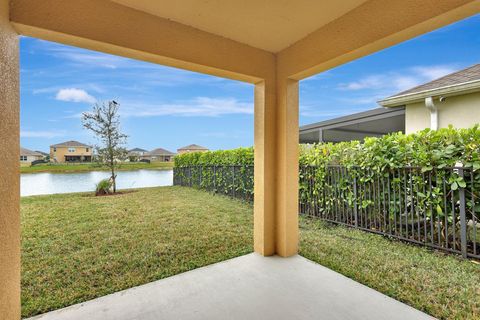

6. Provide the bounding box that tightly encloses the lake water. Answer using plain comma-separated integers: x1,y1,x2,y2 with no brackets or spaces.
21,169,173,197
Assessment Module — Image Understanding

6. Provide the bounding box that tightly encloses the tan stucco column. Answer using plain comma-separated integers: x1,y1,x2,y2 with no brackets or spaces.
275,78,299,257
0,0,21,318
254,77,299,257
254,80,276,256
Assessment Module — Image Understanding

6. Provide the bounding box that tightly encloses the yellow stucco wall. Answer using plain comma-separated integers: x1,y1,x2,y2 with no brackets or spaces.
405,91,480,134
0,0,20,318
50,146,92,163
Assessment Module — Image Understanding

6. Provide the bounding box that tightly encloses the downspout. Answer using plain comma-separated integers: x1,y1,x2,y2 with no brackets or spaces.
424,96,438,130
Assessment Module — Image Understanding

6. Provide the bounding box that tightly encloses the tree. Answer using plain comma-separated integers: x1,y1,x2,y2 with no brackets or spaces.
82,100,127,193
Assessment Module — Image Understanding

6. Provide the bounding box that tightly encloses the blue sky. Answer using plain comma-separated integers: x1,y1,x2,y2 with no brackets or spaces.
20,14,480,152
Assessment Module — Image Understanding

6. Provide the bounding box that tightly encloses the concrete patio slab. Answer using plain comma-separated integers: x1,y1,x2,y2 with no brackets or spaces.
27,253,434,320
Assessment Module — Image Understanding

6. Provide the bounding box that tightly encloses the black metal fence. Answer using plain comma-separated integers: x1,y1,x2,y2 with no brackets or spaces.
174,165,479,259
300,165,479,259
173,165,254,202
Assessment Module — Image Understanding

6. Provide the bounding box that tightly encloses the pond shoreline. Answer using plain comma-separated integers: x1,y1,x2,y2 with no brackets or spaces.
21,169,173,197
20,162,174,174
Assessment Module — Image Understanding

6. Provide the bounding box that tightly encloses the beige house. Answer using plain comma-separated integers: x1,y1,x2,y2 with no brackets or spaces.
127,148,148,161
141,148,175,162
379,64,480,134
50,140,93,163
177,144,209,155
20,147,43,164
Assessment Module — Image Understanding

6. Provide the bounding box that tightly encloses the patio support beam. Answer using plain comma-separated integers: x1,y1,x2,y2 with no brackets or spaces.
254,80,276,256
0,0,20,318
275,78,299,257
9,0,275,84
254,76,299,257
278,0,480,80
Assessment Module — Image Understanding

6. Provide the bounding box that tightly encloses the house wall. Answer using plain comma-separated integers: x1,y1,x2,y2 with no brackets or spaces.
50,146,92,163
140,155,173,162
20,155,43,164
405,91,480,134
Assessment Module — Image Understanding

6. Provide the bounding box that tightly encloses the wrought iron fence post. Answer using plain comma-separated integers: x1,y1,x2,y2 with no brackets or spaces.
232,166,236,198
213,165,217,194
458,167,468,258
353,175,358,227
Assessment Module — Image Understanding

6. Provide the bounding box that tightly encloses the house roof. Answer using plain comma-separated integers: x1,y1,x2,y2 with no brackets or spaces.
146,148,176,156
50,140,92,148
300,107,405,143
128,148,148,153
20,147,43,157
177,144,209,151
34,150,49,156
379,64,480,107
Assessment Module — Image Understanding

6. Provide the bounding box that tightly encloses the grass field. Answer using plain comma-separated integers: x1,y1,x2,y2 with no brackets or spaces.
21,187,479,319
299,217,480,320
20,161,173,174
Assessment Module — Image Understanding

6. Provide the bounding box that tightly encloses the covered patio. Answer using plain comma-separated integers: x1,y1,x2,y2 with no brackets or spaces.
1,1,479,319
28,254,433,320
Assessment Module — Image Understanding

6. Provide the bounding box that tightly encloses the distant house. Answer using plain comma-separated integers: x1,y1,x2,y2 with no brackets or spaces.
141,148,176,162
50,140,93,163
177,144,209,155
20,147,44,164
34,150,49,158
379,63,480,134
128,148,148,161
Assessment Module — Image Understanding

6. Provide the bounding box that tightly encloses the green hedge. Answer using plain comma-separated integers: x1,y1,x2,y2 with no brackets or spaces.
174,126,480,257
175,126,480,171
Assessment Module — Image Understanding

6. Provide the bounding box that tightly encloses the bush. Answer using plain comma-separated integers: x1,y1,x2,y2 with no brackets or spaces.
174,147,253,167
174,127,480,236
175,126,480,171
95,178,112,196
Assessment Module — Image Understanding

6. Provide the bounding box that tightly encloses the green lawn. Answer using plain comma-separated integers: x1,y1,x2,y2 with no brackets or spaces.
300,217,480,320
20,161,173,174
22,187,479,319
21,187,253,318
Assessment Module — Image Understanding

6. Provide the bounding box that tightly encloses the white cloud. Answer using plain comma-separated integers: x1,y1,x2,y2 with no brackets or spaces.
411,65,456,80
56,88,96,104
338,64,460,93
300,105,368,118
21,130,65,138
120,97,253,118
341,75,385,90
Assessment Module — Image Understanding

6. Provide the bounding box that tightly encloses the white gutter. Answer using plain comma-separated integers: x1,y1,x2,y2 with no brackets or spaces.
424,97,438,130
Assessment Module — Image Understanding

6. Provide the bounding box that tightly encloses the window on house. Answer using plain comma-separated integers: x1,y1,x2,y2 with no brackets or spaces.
53,147,56,152
86,148,89,152
68,148,76,152
20,155,27,161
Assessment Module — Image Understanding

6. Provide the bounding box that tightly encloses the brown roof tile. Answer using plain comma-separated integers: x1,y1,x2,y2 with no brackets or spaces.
177,144,208,151
50,140,92,148
387,64,480,98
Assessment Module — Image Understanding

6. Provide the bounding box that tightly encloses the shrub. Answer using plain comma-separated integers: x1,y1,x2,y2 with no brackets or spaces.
95,178,112,196
175,126,480,171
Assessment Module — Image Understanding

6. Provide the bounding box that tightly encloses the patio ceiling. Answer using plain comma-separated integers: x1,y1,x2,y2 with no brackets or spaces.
109,0,369,52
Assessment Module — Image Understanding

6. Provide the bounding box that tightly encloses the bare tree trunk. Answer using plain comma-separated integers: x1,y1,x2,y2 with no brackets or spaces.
111,167,116,193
